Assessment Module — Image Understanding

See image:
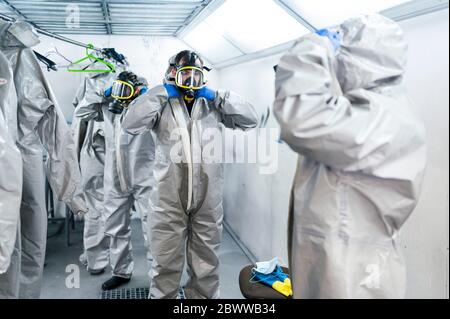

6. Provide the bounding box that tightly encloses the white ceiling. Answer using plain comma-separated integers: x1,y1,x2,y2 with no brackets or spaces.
0,0,448,67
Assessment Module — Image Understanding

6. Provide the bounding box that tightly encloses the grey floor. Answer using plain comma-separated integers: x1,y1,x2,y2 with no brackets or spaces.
41,218,251,299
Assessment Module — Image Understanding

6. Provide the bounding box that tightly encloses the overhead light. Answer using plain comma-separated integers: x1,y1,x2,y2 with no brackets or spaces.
183,21,243,65
280,0,412,29
182,0,310,64
204,0,309,53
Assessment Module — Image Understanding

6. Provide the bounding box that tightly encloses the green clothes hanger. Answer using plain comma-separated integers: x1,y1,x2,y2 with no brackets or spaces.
67,44,115,73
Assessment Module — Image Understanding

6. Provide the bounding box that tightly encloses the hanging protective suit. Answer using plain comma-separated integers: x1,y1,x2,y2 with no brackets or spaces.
0,114,22,277
72,72,108,273
0,50,22,282
121,54,259,299
74,68,154,282
0,20,87,299
273,14,427,299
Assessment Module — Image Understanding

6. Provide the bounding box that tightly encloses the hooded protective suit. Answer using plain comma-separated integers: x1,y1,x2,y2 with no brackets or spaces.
273,14,427,299
0,50,22,277
74,69,154,279
72,73,108,273
121,57,259,299
0,20,87,299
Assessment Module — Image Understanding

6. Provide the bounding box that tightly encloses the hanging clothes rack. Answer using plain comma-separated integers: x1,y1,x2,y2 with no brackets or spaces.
0,12,102,52
0,12,126,72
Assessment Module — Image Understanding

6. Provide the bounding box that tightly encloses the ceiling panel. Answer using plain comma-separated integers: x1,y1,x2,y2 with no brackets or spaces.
1,0,213,36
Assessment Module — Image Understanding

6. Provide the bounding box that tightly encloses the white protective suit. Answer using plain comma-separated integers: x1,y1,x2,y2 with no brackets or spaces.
274,14,427,299
0,20,87,299
0,50,22,278
72,73,108,273
121,64,259,299
74,69,154,279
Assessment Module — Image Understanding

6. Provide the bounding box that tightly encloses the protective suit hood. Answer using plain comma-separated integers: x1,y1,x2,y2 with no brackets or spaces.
0,20,40,48
336,14,407,92
163,54,177,85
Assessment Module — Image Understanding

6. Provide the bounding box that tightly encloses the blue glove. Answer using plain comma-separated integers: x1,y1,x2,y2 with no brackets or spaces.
164,83,180,98
251,268,293,298
139,86,149,96
316,28,341,52
104,86,113,97
195,87,217,101
274,265,289,282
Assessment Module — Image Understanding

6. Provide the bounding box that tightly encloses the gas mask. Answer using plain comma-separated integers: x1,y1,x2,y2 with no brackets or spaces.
175,66,205,100
172,50,209,102
108,71,146,114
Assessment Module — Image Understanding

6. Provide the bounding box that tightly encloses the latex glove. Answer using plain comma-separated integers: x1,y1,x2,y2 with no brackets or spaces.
316,28,341,52
195,87,217,101
138,86,149,96
251,270,293,298
104,86,113,97
164,83,180,98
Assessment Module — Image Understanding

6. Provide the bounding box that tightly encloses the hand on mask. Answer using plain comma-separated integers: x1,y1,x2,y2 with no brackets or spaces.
316,28,341,52
195,87,217,101
104,86,113,98
138,86,149,96
164,83,180,98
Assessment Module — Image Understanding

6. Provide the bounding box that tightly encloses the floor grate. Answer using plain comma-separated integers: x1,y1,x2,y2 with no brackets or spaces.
100,287,186,299
100,287,149,300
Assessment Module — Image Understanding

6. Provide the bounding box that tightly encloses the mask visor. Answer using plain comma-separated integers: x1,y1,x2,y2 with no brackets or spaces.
175,67,204,90
111,80,135,100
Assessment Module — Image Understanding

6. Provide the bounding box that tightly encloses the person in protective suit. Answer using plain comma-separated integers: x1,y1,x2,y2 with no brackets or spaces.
74,68,154,291
121,50,259,299
273,14,427,299
0,50,22,289
72,71,108,275
0,20,87,299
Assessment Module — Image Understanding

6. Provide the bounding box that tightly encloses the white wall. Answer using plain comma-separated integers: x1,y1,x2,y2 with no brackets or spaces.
34,34,219,122
218,54,295,264
397,9,449,299
217,10,449,299
34,34,218,217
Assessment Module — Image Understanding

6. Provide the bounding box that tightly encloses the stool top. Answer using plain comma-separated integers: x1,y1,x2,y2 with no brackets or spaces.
238,265,292,299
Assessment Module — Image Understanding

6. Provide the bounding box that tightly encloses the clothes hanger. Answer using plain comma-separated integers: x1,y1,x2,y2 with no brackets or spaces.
67,44,115,73
45,47,73,68
34,51,58,72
